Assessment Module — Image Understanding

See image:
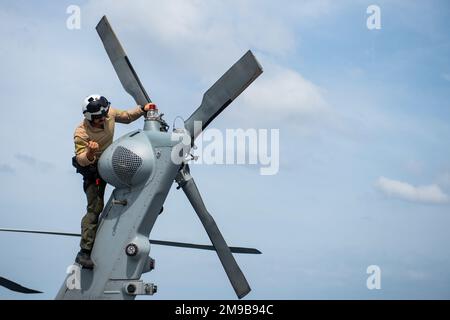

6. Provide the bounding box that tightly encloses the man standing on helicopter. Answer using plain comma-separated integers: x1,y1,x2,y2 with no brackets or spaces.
73,94,155,268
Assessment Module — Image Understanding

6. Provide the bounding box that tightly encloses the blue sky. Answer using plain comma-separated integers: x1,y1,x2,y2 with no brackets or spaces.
0,0,450,299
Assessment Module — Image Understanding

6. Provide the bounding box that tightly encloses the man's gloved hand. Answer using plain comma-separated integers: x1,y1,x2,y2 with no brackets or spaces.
86,141,99,161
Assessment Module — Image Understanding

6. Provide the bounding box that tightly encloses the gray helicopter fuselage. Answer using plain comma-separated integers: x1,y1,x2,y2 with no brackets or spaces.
56,119,188,299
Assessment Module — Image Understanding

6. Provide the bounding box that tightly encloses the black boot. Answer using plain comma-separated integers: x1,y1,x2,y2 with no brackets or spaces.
75,249,94,269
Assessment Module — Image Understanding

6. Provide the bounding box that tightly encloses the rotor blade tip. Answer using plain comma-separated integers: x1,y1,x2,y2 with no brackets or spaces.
237,289,251,299
96,15,108,29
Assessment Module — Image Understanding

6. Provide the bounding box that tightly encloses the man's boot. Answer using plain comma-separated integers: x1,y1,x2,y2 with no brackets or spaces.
75,249,94,269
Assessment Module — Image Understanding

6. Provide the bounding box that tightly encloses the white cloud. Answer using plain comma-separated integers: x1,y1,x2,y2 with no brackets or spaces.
227,60,334,135
376,176,449,204
442,73,450,82
243,63,328,116
83,0,336,60
83,0,298,76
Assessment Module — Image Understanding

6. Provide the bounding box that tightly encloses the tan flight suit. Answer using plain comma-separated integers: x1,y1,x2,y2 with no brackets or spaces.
74,106,145,251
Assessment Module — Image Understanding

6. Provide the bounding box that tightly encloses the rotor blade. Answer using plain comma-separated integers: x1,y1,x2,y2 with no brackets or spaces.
185,50,263,141
0,228,80,237
150,239,261,254
177,171,251,299
96,16,151,106
0,277,42,294
0,228,261,254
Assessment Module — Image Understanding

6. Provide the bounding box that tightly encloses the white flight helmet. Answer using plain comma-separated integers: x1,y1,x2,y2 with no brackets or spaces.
82,94,110,121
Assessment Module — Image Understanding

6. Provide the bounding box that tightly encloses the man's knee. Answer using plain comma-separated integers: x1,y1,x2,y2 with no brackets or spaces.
81,211,100,227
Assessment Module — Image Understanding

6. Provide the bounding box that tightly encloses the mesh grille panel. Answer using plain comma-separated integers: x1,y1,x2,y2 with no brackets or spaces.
112,146,143,185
